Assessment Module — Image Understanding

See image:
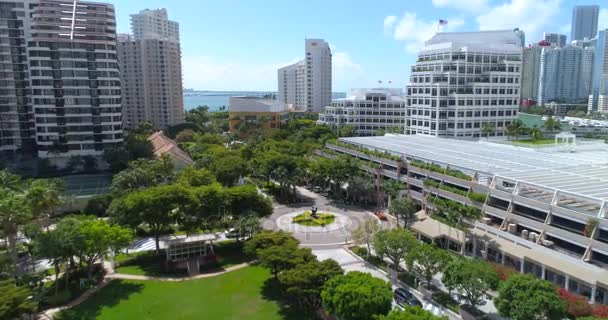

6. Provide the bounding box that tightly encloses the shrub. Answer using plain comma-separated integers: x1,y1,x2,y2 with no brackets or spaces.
397,271,418,288
557,288,593,318
592,304,608,318
468,192,488,203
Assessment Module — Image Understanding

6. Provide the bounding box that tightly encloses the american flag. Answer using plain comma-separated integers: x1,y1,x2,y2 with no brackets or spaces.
438,19,448,26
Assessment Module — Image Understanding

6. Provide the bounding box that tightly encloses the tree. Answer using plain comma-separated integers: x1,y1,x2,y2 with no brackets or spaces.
327,156,359,196
530,127,544,141
506,120,525,141
243,230,300,257
543,117,561,132
257,242,314,277
176,166,216,187
481,122,495,140
339,125,356,137
377,307,448,320
209,154,249,187
0,192,31,265
495,274,567,320
321,271,393,320
0,280,37,319
442,259,499,309
25,178,63,219
383,180,404,209
84,194,114,217
373,228,417,269
556,288,593,318
347,175,375,205
77,218,133,281
109,184,197,253
389,196,418,228
110,155,175,194
351,218,381,255
278,258,344,311
406,243,451,287
175,129,196,143
185,105,211,131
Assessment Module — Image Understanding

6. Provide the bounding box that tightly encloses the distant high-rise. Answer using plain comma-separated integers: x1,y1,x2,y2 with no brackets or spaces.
406,30,522,137
278,39,332,112
521,45,545,103
118,9,184,129
571,5,599,41
0,0,123,158
544,33,567,47
538,45,595,105
589,29,608,113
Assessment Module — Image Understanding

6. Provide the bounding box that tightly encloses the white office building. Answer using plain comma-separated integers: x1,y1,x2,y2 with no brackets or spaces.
406,30,522,137
118,8,184,129
318,88,406,136
538,45,595,106
0,0,123,158
277,39,331,112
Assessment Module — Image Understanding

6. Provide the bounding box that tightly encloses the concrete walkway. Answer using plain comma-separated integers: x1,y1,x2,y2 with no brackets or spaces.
37,278,113,319
106,262,251,282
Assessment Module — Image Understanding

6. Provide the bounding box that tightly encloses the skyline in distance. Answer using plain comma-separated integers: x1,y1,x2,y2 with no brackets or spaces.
111,0,608,92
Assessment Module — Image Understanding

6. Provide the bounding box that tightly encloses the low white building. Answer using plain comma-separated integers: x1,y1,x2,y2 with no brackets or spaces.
318,88,406,136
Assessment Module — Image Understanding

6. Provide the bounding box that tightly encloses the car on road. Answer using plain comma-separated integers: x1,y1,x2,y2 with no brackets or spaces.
374,211,388,221
393,288,422,308
224,228,240,238
313,186,322,193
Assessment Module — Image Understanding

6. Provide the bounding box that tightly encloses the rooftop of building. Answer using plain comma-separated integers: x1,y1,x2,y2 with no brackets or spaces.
229,96,289,113
341,134,608,202
422,30,522,54
147,131,193,165
333,88,405,102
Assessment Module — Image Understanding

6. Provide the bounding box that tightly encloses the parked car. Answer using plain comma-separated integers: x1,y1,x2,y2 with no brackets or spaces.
374,211,388,221
394,288,422,308
224,228,239,238
313,186,322,193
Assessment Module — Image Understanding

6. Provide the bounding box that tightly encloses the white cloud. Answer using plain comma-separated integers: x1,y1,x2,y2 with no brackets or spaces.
599,9,608,31
333,52,366,91
182,55,299,91
383,15,397,35
477,0,562,46
182,52,364,92
385,12,464,53
432,0,489,13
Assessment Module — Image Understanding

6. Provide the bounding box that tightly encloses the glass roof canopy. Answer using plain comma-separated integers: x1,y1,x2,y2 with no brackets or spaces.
341,135,608,203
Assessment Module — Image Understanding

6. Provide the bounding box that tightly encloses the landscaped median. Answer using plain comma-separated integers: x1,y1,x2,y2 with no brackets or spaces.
291,211,336,227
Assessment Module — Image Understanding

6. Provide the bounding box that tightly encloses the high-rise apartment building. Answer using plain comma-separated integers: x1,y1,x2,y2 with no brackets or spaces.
537,45,595,105
0,0,123,158
277,39,331,112
118,9,184,129
589,29,608,113
571,5,599,41
543,33,567,47
318,88,407,136
521,44,545,103
406,30,522,137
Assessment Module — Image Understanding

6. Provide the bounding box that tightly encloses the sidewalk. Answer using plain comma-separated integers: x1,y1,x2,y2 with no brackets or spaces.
106,262,251,282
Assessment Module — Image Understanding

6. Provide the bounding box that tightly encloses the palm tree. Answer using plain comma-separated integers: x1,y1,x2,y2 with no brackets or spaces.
506,120,525,141
481,122,495,140
383,179,404,209
25,178,64,220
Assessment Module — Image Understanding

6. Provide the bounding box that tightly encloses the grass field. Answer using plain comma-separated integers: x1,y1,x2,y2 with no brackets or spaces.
57,266,307,320
115,241,249,277
292,211,336,226
511,139,557,145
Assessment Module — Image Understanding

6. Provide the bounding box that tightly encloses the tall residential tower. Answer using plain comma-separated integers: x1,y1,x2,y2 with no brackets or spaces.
406,30,522,137
278,39,332,112
571,5,600,41
118,8,184,129
589,29,608,113
0,0,123,158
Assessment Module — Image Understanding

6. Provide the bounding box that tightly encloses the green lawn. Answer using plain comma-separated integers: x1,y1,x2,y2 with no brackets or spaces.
115,240,249,277
511,139,557,145
56,266,308,320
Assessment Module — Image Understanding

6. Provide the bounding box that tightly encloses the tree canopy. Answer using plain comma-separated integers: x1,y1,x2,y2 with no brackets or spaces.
495,274,567,320
442,259,499,308
373,228,417,269
321,271,393,320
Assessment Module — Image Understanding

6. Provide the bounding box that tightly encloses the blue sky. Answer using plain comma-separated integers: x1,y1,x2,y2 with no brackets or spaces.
111,0,607,92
